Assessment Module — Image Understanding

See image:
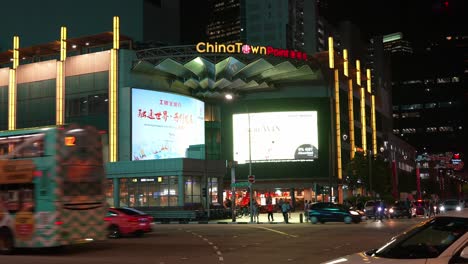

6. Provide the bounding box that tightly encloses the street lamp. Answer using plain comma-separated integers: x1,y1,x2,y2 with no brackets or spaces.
247,110,254,224
368,150,372,197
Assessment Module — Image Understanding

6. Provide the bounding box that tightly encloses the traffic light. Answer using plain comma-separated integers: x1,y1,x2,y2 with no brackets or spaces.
202,187,207,197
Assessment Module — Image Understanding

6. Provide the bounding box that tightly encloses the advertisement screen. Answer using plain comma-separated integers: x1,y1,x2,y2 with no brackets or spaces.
233,111,318,164
132,88,205,160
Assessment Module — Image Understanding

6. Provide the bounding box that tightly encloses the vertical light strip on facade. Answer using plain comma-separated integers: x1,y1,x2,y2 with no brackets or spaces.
334,69,342,180
13,36,19,69
355,60,361,86
8,36,19,130
328,37,334,69
371,95,377,158
366,69,372,94
348,78,355,159
56,26,67,125
360,87,367,154
8,69,16,130
356,60,366,153
109,16,120,162
343,49,348,77
367,69,377,157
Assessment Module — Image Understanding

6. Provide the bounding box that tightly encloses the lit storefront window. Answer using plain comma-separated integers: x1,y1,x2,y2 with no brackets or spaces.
106,179,114,206
119,176,179,207
184,176,201,206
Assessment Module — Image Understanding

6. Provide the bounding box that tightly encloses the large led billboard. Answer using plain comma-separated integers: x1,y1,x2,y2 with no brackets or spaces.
233,111,318,164
131,88,205,160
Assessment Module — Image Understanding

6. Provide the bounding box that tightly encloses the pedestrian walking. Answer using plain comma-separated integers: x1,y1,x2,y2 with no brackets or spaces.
281,200,291,223
429,200,436,217
252,200,260,223
267,203,274,222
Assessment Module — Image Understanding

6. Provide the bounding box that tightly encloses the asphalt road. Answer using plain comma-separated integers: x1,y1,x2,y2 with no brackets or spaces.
0,217,428,264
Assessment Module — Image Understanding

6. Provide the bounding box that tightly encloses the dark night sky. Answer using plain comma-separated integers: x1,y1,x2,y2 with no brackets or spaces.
320,0,467,48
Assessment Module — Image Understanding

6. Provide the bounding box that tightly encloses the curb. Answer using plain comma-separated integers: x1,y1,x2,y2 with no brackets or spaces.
154,221,303,225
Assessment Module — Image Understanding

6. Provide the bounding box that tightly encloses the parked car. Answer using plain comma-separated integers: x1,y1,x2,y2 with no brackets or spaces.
105,207,153,238
308,202,362,224
440,199,463,212
388,201,412,219
363,200,377,218
321,210,468,263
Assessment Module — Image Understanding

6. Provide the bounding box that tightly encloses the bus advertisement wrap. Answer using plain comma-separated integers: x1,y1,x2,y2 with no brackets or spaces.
233,111,318,164
131,88,205,161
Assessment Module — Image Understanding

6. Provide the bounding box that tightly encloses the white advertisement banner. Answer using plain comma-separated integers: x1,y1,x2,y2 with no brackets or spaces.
233,111,318,164
131,88,205,160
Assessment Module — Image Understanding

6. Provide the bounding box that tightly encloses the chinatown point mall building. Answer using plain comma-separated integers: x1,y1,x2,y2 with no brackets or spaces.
0,18,392,212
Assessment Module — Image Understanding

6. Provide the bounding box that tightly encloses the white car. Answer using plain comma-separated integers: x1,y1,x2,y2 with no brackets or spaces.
321,210,468,264
440,199,463,212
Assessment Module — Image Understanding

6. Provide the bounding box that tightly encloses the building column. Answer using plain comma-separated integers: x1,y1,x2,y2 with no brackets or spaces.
178,173,184,207
113,178,120,207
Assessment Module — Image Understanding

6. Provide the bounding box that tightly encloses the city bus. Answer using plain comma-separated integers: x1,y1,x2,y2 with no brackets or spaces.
0,124,107,254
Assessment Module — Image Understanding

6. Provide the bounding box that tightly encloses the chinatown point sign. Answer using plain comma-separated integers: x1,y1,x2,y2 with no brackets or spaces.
196,42,308,61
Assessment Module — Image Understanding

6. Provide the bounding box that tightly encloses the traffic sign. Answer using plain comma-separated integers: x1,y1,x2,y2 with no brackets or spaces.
231,182,250,188
248,175,255,183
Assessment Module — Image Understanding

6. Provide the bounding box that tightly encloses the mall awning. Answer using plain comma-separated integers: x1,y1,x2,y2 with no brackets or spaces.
132,45,326,98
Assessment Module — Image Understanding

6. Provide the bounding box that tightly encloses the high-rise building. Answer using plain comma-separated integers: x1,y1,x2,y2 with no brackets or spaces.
383,32,413,55
391,36,465,154
206,0,242,44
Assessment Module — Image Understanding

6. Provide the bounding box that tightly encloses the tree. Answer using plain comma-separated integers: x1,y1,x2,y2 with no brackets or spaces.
345,152,392,197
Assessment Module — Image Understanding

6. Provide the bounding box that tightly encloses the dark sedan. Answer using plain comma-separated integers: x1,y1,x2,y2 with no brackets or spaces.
308,202,362,224
388,201,412,219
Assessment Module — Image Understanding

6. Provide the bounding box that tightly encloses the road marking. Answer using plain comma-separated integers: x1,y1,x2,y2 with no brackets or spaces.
250,226,298,238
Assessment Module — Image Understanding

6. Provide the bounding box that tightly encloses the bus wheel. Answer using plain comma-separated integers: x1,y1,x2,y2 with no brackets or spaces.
108,225,121,239
0,228,14,255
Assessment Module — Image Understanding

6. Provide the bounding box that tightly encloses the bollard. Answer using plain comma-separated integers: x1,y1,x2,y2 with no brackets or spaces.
299,212,303,223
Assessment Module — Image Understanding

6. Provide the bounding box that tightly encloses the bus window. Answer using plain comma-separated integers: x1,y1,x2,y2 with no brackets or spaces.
7,190,20,212
22,188,34,212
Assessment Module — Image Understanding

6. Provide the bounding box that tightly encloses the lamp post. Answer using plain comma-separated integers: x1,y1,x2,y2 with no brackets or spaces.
247,111,254,223
368,150,372,197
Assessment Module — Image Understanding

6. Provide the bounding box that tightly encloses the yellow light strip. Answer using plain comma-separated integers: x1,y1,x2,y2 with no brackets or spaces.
343,49,348,77
56,27,67,126
348,78,355,159
360,87,367,154
8,69,16,130
13,36,19,69
356,60,361,86
109,49,118,162
109,16,120,162
56,61,64,125
334,69,342,180
60,26,67,61
366,69,371,93
9,36,19,130
371,95,377,158
113,16,120,49
328,37,334,69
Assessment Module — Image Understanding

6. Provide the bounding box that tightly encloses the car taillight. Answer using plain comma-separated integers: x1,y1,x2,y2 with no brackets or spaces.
55,220,64,226
104,217,111,222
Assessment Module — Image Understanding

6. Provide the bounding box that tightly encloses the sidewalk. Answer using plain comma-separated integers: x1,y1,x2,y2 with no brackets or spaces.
154,211,308,224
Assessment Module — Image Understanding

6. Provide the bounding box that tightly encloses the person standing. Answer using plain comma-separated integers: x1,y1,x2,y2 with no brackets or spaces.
252,200,260,223
281,200,291,223
304,200,310,222
267,202,274,222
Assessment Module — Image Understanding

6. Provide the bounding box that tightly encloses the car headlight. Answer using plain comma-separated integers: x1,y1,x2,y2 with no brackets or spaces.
456,206,461,211
389,208,394,213
350,211,359,215
440,206,445,211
